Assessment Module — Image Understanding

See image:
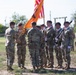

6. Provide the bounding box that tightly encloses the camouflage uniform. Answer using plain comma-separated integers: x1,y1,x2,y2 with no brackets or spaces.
5,27,15,69
28,28,43,69
40,29,47,68
16,30,26,68
71,27,75,51
55,28,63,67
62,27,73,68
46,27,55,67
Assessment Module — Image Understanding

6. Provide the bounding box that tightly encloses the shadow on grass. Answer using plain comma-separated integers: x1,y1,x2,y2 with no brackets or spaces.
14,67,76,75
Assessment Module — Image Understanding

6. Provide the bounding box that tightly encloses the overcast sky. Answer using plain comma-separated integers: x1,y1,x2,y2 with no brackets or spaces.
0,0,76,26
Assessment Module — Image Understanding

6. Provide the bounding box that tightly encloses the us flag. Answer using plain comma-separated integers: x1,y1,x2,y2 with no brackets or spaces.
34,0,44,18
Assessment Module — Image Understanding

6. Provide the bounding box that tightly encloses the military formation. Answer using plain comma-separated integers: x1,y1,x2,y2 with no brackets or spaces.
5,20,75,72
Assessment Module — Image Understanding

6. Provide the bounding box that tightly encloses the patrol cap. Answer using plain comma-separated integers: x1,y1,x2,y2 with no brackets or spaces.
18,23,23,27
64,21,70,25
47,20,52,24
32,22,36,26
36,26,41,29
41,24,46,27
55,22,61,26
10,21,15,26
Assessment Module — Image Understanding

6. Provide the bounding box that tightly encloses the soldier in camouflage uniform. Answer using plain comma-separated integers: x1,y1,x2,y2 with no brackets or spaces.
5,22,15,71
62,21,73,69
28,22,43,71
15,23,26,69
71,27,75,51
40,24,47,68
54,22,63,68
46,21,55,68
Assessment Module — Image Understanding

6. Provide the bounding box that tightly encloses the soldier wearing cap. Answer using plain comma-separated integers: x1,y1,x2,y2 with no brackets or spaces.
5,22,15,71
28,22,43,71
46,20,55,68
54,22,63,68
40,24,47,68
62,21,73,69
15,23,26,69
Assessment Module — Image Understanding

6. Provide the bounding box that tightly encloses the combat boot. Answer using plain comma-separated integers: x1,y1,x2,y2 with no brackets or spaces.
22,66,27,69
48,64,54,68
33,66,36,72
7,66,14,71
55,65,63,69
64,64,70,69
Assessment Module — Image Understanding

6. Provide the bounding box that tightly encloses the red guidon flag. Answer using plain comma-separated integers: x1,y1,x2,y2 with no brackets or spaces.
34,0,44,18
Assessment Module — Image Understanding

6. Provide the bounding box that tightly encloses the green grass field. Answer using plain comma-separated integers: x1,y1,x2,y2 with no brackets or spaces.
0,37,76,75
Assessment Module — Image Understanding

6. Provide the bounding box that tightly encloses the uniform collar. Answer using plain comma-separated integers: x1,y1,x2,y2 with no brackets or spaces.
47,26,53,30
64,26,69,30
56,28,61,32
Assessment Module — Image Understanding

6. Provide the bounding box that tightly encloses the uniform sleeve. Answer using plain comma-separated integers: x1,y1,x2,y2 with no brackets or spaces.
69,29,74,46
10,30,16,40
28,31,32,43
5,28,15,46
47,29,55,41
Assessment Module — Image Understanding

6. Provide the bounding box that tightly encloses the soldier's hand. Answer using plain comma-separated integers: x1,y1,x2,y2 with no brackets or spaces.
55,38,58,42
68,46,71,49
16,39,21,43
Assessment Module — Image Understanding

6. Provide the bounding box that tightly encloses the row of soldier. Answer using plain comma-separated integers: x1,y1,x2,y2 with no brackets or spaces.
5,21,75,72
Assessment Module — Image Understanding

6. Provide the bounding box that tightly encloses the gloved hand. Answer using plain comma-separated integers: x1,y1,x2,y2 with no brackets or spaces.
60,45,63,49
68,46,71,49
55,38,58,42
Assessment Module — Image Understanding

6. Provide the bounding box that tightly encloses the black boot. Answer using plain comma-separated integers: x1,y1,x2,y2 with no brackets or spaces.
7,66,14,71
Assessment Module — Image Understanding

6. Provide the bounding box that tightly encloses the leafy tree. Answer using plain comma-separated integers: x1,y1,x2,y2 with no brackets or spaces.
11,12,28,25
0,24,7,33
72,11,76,32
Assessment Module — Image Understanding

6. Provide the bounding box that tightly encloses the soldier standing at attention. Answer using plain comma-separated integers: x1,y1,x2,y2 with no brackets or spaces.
62,21,73,69
54,22,63,69
46,20,55,68
15,23,26,69
5,22,15,71
40,24,47,68
28,22,43,71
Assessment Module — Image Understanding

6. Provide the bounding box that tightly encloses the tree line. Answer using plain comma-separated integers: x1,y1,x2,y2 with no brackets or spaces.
0,11,76,35
0,12,28,36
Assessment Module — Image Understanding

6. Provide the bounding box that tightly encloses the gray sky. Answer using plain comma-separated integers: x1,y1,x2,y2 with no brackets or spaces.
0,0,76,26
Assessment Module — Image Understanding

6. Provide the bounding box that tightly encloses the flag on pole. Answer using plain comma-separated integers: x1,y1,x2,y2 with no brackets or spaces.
23,0,44,31
34,0,44,18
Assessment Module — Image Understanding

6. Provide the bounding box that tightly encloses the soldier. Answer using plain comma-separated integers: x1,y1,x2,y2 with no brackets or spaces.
40,24,47,68
71,27,75,51
15,23,26,69
62,21,73,69
28,22,43,71
46,20,55,68
5,22,15,71
54,22,63,68
36,25,44,68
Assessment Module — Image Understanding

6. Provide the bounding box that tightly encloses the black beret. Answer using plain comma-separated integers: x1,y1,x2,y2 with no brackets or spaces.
32,22,36,26
64,21,70,25
55,22,61,26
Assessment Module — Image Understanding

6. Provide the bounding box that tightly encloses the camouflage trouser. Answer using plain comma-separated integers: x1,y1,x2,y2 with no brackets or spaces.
29,42,40,67
44,42,49,66
55,46,63,66
6,46,15,67
48,45,54,66
39,48,47,67
62,46,71,66
17,45,26,67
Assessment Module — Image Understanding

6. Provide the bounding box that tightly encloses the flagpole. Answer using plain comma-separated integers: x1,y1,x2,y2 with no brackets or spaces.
43,0,45,25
